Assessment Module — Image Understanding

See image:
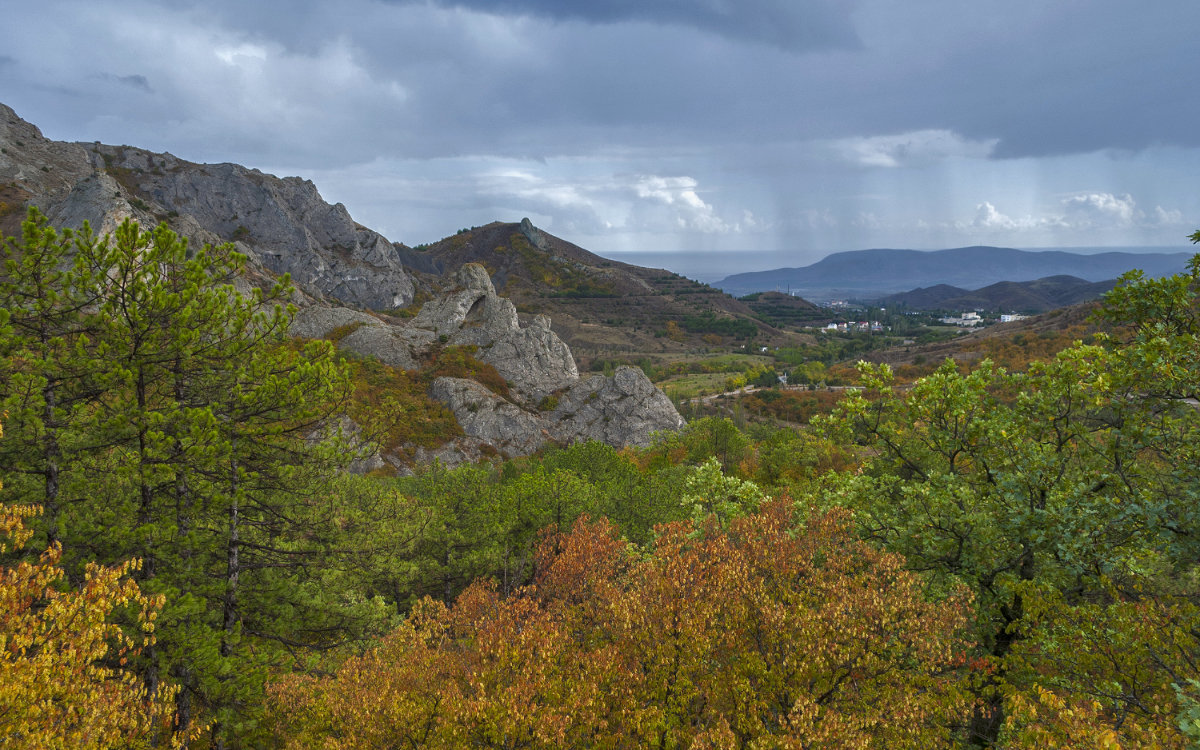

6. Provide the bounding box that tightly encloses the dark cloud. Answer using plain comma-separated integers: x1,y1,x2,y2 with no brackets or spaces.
2,0,1198,254
92,73,153,92
116,74,153,92
394,0,861,52
862,1,1200,159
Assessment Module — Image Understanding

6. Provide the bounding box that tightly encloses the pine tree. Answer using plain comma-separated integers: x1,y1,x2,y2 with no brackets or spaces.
0,211,391,747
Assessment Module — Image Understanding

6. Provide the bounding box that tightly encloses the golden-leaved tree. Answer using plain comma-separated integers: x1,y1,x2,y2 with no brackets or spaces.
0,421,198,748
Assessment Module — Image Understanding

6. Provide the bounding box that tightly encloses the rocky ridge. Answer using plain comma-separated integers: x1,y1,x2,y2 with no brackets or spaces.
294,264,685,467
1,102,685,466
0,103,414,310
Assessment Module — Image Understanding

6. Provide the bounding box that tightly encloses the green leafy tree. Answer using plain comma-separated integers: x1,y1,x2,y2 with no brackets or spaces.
819,254,1200,745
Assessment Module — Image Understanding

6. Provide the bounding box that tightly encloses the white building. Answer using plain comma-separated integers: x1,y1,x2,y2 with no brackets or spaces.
940,312,983,327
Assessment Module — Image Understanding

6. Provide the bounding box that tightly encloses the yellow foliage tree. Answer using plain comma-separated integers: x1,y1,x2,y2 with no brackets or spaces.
0,426,197,749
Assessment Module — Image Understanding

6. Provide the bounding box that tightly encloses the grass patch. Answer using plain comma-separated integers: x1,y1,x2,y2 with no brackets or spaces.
426,345,511,399
342,353,463,453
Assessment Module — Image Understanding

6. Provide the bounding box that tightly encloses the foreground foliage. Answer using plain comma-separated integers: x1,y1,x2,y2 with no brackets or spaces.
819,254,1200,746
270,500,972,749
0,418,197,748
0,210,391,747
3,205,1199,748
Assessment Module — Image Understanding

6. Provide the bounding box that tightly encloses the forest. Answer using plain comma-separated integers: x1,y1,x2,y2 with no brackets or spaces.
2,207,1200,748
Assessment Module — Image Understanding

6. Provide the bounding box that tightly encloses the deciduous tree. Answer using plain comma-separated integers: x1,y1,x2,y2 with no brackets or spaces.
269,500,972,748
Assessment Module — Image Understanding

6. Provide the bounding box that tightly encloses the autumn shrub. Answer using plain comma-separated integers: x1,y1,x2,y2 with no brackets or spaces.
342,352,462,451
740,387,844,424
267,500,972,748
426,344,512,399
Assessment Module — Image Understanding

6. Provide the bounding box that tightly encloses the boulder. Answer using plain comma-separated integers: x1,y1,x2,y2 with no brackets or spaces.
289,306,381,340
337,325,433,371
428,377,548,457
551,366,686,447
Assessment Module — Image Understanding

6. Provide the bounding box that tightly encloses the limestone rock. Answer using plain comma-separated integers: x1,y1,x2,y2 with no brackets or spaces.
551,366,686,447
469,313,578,401
411,263,517,337
0,103,415,310
408,264,577,401
289,306,381,340
337,325,432,371
428,377,548,457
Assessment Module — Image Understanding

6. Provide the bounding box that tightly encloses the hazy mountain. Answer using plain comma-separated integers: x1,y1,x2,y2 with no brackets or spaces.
714,246,1192,300
880,275,1119,312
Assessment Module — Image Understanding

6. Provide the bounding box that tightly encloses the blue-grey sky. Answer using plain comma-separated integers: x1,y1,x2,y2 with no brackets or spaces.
3,0,1198,268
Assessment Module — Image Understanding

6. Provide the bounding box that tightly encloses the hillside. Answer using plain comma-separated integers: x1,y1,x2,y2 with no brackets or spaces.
880,275,1118,312
737,291,827,327
403,219,810,362
854,301,1106,376
715,245,1192,299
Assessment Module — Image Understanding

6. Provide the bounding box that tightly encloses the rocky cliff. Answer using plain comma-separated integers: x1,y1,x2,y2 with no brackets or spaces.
0,103,414,309
1,102,685,466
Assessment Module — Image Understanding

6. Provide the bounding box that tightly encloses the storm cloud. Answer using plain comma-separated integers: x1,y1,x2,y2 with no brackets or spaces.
1,0,1197,267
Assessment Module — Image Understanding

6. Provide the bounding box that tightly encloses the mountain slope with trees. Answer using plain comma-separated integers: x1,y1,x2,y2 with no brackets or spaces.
879,274,1118,312
403,218,800,357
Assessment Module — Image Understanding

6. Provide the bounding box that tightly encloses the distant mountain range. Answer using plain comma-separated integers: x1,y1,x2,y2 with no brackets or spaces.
714,246,1193,301
879,275,1119,313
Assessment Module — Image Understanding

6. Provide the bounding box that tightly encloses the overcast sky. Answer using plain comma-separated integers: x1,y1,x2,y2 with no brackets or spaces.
3,0,1198,269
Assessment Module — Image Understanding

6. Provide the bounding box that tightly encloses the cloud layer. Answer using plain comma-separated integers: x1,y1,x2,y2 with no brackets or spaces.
1,0,1197,264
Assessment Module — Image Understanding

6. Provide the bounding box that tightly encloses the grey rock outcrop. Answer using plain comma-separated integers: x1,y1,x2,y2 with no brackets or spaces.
319,264,683,467
428,377,549,456
0,103,415,310
415,365,684,460
550,366,686,447
289,306,381,340
337,325,432,371
410,264,578,401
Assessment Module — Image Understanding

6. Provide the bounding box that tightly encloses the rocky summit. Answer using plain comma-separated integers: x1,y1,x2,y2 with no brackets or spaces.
0,103,414,310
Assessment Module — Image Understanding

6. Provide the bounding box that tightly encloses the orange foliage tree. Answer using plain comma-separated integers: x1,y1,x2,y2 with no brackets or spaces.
269,500,972,748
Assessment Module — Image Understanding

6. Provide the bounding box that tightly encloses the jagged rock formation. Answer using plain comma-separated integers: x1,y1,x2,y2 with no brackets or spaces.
413,264,578,401
293,263,685,467
548,367,685,447
0,103,414,309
